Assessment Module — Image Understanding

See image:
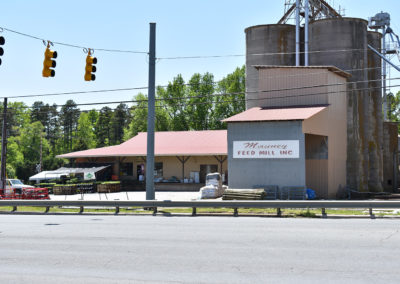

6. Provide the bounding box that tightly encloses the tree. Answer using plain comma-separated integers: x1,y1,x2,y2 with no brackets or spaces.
17,121,50,181
47,104,61,154
4,137,24,178
211,66,245,129
73,112,96,151
158,74,189,131
124,93,148,140
95,106,113,147
187,72,215,130
111,103,130,145
31,101,47,125
87,109,99,126
124,92,171,140
388,91,400,123
31,101,60,151
59,100,80,152
1,102,31,137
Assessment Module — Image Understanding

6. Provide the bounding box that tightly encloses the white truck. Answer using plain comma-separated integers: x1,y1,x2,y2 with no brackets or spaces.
4,179,33,194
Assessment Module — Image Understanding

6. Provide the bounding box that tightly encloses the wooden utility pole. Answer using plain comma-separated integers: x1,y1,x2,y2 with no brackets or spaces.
0,98,8,189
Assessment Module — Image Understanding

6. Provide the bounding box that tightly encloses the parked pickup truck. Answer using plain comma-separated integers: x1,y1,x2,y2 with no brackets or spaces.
0,179,49,199
4,179,33,194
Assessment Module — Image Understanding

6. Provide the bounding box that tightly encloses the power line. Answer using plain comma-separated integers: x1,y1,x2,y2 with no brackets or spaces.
157,48,382,60
3,65,395,100
4,81,399,114
13,76,399,109
4,87,149,99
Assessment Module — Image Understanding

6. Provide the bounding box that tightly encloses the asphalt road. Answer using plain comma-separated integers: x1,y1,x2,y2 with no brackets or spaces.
0,215,399,283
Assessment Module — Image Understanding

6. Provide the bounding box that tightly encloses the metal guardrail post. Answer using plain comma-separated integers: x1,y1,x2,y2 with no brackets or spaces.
233,208,238,217
79,206,84,214
369,208,375,219
277,208,282,217
153,207,157,216
115,206,120,214
192,207,197,216
321,208,327,218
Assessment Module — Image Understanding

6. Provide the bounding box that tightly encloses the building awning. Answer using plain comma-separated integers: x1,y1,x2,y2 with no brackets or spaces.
57,130,227,159
29,166,109,181
222,106,327,123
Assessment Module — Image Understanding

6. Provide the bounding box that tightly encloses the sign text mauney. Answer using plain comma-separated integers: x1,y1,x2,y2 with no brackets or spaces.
233,140,299,159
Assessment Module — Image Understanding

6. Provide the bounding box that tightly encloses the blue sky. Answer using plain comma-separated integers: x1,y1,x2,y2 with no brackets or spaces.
1,0,400,109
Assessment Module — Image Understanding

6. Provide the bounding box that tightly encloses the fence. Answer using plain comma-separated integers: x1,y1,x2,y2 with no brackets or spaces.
1,200,400,218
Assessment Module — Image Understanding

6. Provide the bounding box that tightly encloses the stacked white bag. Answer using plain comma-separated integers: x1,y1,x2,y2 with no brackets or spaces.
199,172,226,199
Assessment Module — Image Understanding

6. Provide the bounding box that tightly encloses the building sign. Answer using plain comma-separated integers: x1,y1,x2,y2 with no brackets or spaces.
84,172,95,180
233,140,299,159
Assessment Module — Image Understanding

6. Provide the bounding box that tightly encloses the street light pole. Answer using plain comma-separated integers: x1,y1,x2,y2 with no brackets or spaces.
146,23,156,200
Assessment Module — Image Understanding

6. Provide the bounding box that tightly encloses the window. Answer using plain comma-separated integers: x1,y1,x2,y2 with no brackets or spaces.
121,163,133,176
155,162,163,178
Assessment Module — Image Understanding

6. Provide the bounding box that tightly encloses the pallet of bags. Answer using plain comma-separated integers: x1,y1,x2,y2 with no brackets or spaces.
199,172,226,199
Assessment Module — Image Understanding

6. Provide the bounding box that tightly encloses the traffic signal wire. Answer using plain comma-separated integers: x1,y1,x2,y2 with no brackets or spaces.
0,27,148,54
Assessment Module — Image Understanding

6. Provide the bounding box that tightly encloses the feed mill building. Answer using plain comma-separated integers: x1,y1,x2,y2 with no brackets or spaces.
58,3,399,199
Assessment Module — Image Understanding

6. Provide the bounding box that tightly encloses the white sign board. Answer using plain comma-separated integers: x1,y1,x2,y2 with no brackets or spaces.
233,140,299,159
84,172,95,180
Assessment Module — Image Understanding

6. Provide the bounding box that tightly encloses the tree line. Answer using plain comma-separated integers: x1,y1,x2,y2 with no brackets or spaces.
1,66,245,181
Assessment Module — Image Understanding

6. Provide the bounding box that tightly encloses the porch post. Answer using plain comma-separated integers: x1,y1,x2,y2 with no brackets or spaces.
214,155,227,175
176,156,191,181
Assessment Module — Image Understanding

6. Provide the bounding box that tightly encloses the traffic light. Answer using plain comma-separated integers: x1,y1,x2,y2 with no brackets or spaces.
84,51,97,81
0,35,5,66
42,44,57,77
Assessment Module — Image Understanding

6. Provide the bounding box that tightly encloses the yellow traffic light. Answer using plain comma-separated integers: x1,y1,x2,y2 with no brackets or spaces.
84,51,97,81
42,45,57,77
0,36,4,66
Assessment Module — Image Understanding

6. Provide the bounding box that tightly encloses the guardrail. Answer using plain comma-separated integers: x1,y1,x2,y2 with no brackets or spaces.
1,200,400,218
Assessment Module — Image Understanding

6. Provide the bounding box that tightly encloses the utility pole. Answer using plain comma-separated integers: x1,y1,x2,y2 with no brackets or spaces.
0,98,7,190
146,23,156,200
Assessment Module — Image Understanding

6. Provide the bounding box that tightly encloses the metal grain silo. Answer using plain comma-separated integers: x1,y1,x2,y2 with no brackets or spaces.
245,24,296,109
309,18,370,191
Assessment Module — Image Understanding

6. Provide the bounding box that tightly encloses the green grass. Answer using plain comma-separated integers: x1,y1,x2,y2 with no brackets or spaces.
0,206,398,217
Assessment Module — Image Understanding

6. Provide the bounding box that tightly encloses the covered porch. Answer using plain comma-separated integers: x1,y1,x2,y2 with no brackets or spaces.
57,130,228,191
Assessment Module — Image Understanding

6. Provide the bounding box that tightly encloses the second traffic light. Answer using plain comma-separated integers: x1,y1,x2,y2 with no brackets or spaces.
85,51,97,81
0,36,5,66
42,45,57,77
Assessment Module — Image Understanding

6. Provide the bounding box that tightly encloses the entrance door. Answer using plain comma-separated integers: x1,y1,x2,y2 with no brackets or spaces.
200,164,218,183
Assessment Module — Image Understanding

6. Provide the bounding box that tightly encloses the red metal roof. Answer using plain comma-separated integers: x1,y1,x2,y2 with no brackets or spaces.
57,130,227,158
222,106,327,123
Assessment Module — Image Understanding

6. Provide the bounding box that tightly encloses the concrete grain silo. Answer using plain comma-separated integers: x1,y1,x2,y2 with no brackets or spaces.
245,24,296,109
367,31,384,191
241,3,398,195
308,18,375,192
